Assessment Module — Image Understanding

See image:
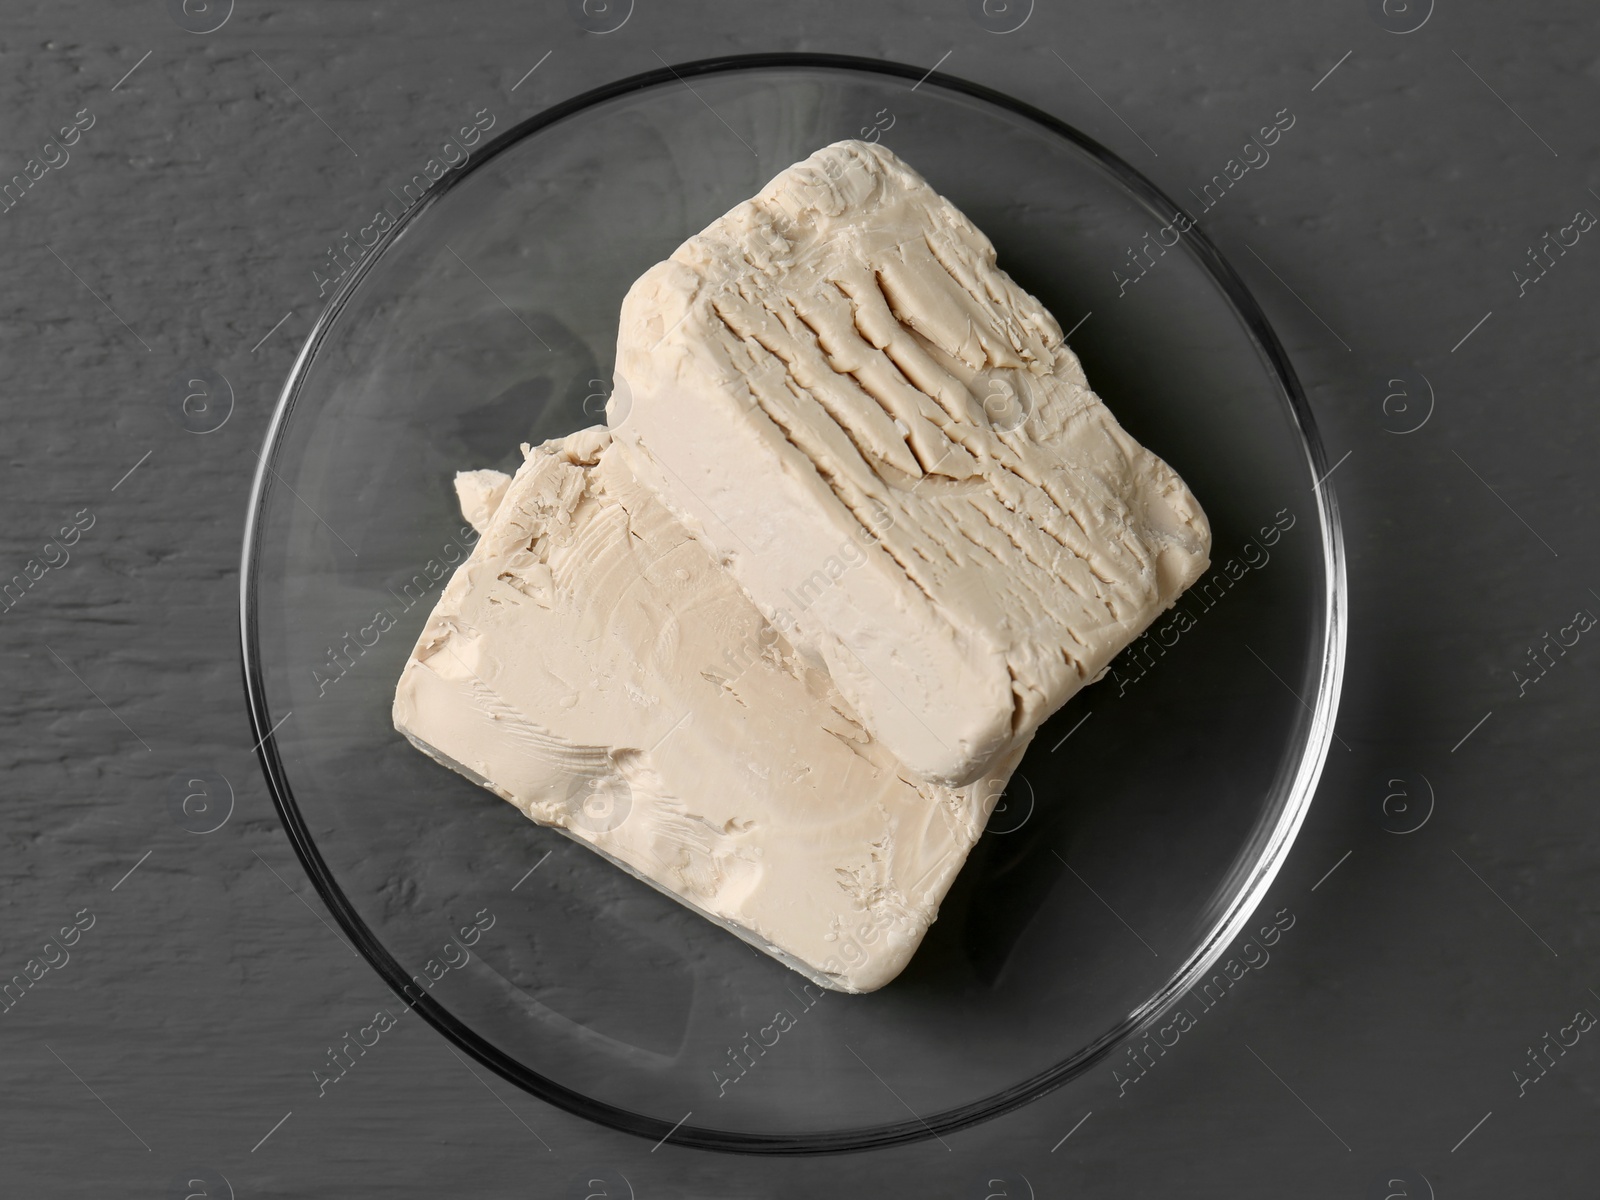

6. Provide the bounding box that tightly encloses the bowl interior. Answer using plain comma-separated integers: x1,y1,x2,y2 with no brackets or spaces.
244,56,1337,1149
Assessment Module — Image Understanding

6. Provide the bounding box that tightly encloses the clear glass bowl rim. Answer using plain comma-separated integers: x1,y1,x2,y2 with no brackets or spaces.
238,50,1348,1156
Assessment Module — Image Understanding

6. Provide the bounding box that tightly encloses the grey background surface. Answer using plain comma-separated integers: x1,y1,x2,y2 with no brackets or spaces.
2,1,1596,1196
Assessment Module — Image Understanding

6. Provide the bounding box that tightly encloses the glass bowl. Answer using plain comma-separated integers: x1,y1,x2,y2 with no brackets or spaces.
240,52,1345,1154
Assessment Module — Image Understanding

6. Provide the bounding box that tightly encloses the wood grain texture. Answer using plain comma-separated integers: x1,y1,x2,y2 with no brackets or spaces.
2,1,1597,1195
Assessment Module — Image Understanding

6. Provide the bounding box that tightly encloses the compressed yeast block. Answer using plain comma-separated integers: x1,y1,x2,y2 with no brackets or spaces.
393,427,1027,993
609,139,1211,786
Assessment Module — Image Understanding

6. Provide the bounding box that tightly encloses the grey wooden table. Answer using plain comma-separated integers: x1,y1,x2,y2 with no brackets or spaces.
3,1,1596,1195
